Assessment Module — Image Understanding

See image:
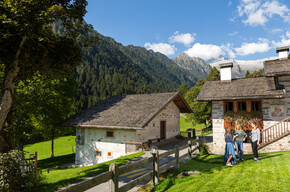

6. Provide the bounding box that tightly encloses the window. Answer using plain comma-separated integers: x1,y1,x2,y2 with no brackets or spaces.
108,152,112,157
225,102,233,112
252,101,260,111
238,101,246,111
76,128,84,145
95,150,102,157
106,131,114,137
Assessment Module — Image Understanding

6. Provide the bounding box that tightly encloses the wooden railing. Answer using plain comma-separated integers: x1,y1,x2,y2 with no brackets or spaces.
58,139,199,192
258,116,290,149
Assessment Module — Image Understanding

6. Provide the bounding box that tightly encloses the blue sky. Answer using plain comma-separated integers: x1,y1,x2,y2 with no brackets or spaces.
84,0,290,61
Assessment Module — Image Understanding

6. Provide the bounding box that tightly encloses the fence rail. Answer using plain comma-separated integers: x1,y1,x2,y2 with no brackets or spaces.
58,139,199,192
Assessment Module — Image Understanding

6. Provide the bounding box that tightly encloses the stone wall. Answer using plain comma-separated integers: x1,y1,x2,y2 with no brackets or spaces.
75,128,136,165
211,99,290,155
212,101,225,154
136,102,180,142
261,98,290,153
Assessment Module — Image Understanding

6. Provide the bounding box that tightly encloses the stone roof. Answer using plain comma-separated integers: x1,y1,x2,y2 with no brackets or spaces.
196,76,286,101
264,58,290,76
62,92,192,129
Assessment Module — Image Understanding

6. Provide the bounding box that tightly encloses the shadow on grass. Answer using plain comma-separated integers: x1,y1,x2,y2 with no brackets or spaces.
30,154,143,192
153,152,286,192
38,153,75,169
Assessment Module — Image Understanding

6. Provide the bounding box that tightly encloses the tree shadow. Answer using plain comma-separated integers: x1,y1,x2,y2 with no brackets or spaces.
38,153,75,169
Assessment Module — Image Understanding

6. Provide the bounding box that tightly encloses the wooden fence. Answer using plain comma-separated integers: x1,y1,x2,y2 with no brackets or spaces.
58,139,199,192
180,127,212,138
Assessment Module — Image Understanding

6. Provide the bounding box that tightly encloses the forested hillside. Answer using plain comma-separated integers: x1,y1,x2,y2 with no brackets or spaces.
73,29,198,109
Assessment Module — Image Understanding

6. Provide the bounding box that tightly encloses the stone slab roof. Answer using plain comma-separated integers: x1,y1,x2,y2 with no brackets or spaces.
196,76,286,101
264,59,290,76
62,92,192,129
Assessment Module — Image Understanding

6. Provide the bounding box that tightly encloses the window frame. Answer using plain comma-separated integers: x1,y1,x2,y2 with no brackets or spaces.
76,128,85,145
106,131,114,137
95,150,102,157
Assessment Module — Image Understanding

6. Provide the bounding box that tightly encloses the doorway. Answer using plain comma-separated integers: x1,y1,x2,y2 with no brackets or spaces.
160,121,166,139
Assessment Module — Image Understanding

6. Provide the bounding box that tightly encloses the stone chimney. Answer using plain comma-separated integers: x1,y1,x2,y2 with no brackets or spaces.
276,46,289,59
219,62,233,82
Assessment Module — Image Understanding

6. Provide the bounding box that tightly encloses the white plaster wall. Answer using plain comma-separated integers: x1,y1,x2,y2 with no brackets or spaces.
75,128,136,165
212,101,225,154
136,102,180,142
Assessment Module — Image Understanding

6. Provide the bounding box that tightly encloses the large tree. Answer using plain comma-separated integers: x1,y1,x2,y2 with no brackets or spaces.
0,0,93,153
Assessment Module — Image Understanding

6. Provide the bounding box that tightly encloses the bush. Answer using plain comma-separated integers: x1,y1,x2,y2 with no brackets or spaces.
0,150,40,192
198,143,210,156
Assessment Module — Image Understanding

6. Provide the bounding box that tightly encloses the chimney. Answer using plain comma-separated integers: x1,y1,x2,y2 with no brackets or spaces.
276,46,289,59
219,62,233,82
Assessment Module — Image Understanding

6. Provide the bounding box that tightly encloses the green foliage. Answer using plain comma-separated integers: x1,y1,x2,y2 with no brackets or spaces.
245,70,250,78
0,150,41,192
198,143,210,156
15,72,76,147
246,68,264,78
178,83,190,97
205,67,220,81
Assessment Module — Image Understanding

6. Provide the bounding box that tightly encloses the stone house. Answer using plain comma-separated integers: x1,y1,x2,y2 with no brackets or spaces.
197,47,290,154
62,92,192,165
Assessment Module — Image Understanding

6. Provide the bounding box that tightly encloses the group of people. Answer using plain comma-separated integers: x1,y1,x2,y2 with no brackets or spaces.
224,121,261,166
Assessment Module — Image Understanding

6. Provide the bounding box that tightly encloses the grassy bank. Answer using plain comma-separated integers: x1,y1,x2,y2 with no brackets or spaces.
24,136,144,192
180,116,206,132
153,151,290,192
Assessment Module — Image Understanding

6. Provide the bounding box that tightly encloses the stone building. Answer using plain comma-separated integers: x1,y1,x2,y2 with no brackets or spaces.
62,92,192,165
197,47,290,154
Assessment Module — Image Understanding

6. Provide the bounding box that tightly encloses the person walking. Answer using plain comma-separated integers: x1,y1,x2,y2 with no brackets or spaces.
234,123,247,161
224,127,237,166
250,121,260,161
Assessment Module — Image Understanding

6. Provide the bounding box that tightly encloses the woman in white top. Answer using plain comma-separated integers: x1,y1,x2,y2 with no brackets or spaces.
250,121,260,161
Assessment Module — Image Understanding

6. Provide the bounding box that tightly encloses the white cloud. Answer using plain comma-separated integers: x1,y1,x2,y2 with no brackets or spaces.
272,31,290,47
228,31,238,36
185,43,223,60
144,42,176,56
221,43,236,58
237,0,290,26
169,31,195,46
235,41,271,56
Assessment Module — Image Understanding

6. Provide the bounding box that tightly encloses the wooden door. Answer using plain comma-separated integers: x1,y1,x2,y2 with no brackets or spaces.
160,121,166,139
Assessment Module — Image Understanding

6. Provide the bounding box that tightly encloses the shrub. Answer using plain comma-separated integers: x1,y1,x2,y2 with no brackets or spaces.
0,150,40,192
198,142,210,156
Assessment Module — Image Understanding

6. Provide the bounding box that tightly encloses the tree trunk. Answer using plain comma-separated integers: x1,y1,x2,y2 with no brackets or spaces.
51,128,55,158
0,36,26,153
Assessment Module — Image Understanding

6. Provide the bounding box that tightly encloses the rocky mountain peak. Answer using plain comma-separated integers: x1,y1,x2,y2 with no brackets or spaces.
172,53,211,78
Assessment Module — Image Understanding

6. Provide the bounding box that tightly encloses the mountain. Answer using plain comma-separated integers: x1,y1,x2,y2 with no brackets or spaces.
172,53,211,79
74,29,199,109
209,57,278,78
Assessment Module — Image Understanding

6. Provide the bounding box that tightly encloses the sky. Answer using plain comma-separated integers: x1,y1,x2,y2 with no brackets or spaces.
84,0,290,61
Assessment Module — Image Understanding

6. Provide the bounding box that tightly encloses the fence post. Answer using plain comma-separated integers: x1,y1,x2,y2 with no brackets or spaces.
152,150,159,186
192,129,196,139
34,152,38,186
109,163,119,192
175,145,179,168
188,140,192,159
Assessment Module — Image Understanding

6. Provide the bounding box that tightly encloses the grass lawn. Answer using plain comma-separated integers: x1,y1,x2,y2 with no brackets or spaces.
153,151,290,192
24,136,144,192
180,116,206,132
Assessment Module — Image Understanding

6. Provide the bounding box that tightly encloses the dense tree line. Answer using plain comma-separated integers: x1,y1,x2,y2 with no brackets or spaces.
182,67,220,128
73,28,198,110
